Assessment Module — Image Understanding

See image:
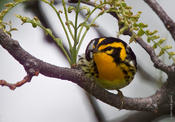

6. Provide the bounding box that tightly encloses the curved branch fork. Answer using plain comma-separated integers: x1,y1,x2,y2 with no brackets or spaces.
0,29,169,112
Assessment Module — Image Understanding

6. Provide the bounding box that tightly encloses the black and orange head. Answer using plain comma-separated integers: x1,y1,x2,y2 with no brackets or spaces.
85,37,136,63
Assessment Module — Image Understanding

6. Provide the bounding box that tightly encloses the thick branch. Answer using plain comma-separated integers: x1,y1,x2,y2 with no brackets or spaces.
0,29,168,112
144,0,175,41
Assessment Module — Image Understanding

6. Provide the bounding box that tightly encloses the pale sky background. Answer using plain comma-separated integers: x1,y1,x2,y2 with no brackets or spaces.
0,0,175,122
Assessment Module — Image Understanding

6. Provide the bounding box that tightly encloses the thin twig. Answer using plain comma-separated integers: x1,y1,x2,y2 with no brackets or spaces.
24,0,70,58
0,74,35,90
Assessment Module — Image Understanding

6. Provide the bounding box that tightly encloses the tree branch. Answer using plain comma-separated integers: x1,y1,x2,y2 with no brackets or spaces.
0,29,168,112
144,0,175,41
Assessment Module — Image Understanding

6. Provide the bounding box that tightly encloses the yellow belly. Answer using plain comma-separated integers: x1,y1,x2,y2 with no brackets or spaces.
93,52,129,90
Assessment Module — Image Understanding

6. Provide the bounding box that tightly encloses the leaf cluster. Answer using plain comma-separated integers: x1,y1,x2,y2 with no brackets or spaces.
1,0,175,64
103,0,175,63
0,0,27,36
146,30,175,62
0,0,105,66
133,21,175,63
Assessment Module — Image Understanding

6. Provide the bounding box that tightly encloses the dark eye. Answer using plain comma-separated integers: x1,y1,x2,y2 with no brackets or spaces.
105,46,113,51
85,39,96,61
101,46,113,52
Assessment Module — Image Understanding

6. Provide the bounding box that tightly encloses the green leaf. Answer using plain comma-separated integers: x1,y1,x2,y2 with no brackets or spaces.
145,30,158,36
157,38,166,45
147,37,151,43
137,28,145,36
126,6,132,10
68,6,76,13
168,52,175,56
152,43,157,49
168,52,175,59
121,2,127,7
138,23,148,28
151,30,158,35
158,49,165,57
6,31,12,37
163,45,172,50
10,28,18,31
149,35,160,40
133,23,138,27
145,30,150,35
132,27,139,31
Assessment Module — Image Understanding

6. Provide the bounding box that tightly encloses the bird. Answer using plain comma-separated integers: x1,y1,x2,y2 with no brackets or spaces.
78,37,137,106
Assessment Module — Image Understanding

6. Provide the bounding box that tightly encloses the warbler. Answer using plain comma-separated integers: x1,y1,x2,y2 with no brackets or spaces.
78,37,137,92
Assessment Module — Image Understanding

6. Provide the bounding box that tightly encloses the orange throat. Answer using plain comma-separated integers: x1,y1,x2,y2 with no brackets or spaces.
93,52,125,81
